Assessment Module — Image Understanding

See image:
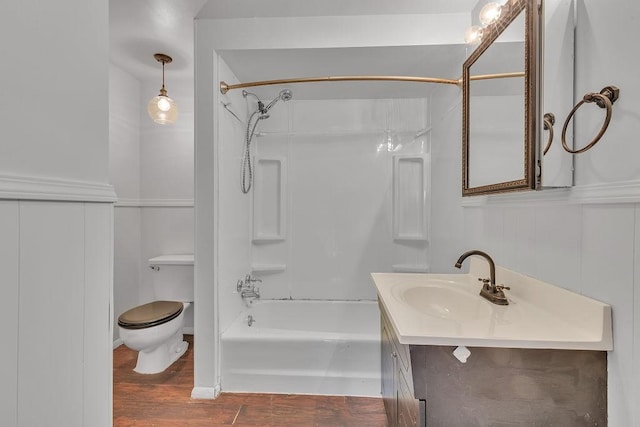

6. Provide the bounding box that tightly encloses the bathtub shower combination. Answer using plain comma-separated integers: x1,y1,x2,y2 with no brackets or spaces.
221,300,381,396
218,88,430,397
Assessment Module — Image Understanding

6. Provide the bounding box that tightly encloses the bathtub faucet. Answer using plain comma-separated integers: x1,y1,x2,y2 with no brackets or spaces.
237,274,261,306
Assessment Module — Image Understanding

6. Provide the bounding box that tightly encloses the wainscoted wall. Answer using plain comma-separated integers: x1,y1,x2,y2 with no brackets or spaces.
0,201,114,427
2,1,113,425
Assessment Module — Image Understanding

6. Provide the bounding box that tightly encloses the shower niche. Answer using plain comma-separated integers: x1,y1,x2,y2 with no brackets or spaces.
392,154,430,273
251,156,287,274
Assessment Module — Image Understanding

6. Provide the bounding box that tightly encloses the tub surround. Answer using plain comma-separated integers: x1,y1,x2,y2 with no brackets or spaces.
374,258,611,426
372,257,613,350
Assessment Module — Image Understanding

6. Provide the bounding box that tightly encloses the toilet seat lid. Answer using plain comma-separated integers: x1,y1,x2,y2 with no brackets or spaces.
118,301,183,329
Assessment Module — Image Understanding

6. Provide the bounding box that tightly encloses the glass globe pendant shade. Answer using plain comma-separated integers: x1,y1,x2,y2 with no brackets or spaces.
148,53,178,125
148,92,178,124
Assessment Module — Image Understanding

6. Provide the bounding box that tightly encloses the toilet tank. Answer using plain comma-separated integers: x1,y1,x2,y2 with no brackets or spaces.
148,254,194,302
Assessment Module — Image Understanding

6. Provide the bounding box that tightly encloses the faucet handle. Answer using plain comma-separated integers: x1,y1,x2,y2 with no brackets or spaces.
478,277,490,285
496,285,511,291
244,274,262,284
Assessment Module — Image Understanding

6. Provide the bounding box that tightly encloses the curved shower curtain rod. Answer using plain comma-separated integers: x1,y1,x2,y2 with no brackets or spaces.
219,72,524,94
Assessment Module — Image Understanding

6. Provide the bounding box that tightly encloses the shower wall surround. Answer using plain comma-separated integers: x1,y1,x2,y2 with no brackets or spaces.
217,59,253,334
215,56,433,335
249,98,430,301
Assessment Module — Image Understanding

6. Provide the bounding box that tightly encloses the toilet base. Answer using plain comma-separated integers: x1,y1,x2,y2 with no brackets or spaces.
134,328,189,374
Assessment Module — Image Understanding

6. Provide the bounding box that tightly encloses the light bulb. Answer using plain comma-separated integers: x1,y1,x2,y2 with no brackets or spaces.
147,95,178,125
157,97,171,112
464,26,483,45
479,2,503,26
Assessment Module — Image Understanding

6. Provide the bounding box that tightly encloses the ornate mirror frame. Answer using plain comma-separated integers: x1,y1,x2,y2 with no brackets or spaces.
462,0,541,196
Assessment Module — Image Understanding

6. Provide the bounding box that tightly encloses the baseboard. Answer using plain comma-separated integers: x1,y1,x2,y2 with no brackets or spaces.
183,326,194,335
191,385,220,400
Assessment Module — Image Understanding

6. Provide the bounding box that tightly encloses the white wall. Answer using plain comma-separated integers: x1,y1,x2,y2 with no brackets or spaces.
109,65,142,342
1,1,113,426
0,1,110,185
139,79,195,330
432,0,640,425
109,68,195,339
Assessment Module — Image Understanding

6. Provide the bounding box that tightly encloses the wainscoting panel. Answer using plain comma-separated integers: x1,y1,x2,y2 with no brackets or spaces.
83,203,113,427
0,202,18,426
18,202,85,427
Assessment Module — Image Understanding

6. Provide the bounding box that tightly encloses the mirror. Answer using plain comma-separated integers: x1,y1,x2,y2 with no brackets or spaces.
462,0,540,196
540,0,575,187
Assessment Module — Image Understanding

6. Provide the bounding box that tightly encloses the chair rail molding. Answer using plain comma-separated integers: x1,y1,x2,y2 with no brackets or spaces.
0,173,116,202
461,179,640,207
115,198,194,208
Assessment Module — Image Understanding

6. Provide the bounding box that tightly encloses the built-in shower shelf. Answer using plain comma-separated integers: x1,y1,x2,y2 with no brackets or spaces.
251,264,287,273
391,264,430,273
393,236,429,243
252,236,286,243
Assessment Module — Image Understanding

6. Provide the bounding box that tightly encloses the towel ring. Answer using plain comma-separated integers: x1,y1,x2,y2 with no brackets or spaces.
542,113,555,156
561,86,620,154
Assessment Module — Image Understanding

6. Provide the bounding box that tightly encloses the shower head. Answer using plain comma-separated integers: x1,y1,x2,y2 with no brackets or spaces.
264,89,294,112
279,89,293,102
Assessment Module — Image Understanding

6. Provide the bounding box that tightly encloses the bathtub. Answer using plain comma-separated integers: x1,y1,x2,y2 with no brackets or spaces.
221,300,381,396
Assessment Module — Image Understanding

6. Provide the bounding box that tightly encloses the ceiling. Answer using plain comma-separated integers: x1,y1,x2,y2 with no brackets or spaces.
109,0,479,98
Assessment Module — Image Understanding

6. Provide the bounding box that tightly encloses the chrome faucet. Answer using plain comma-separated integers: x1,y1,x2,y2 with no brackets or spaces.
454,250,510,305
237,274,261,306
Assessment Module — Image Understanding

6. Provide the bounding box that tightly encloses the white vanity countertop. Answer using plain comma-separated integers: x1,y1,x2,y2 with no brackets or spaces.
372,258,613,351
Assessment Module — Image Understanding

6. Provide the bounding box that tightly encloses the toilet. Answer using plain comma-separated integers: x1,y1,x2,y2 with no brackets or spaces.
118,254,194,374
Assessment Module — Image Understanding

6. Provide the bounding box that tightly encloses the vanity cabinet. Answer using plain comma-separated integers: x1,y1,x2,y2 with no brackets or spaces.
379,302,607,426
380,304,424,427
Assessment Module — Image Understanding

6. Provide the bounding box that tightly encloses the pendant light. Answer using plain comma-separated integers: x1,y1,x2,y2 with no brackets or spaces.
147,53,178,125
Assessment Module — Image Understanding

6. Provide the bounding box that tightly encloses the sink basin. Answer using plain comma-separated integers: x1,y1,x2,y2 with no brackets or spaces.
398,280,492,320
371,262,613,350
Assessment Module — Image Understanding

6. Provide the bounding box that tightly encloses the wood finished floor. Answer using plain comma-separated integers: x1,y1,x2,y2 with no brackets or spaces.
114,335,388,426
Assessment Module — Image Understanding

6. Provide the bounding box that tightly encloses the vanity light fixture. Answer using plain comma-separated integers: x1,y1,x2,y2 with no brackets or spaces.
464,25,484,45
464,0,510,45
147,53,178,125
479,2,504,26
